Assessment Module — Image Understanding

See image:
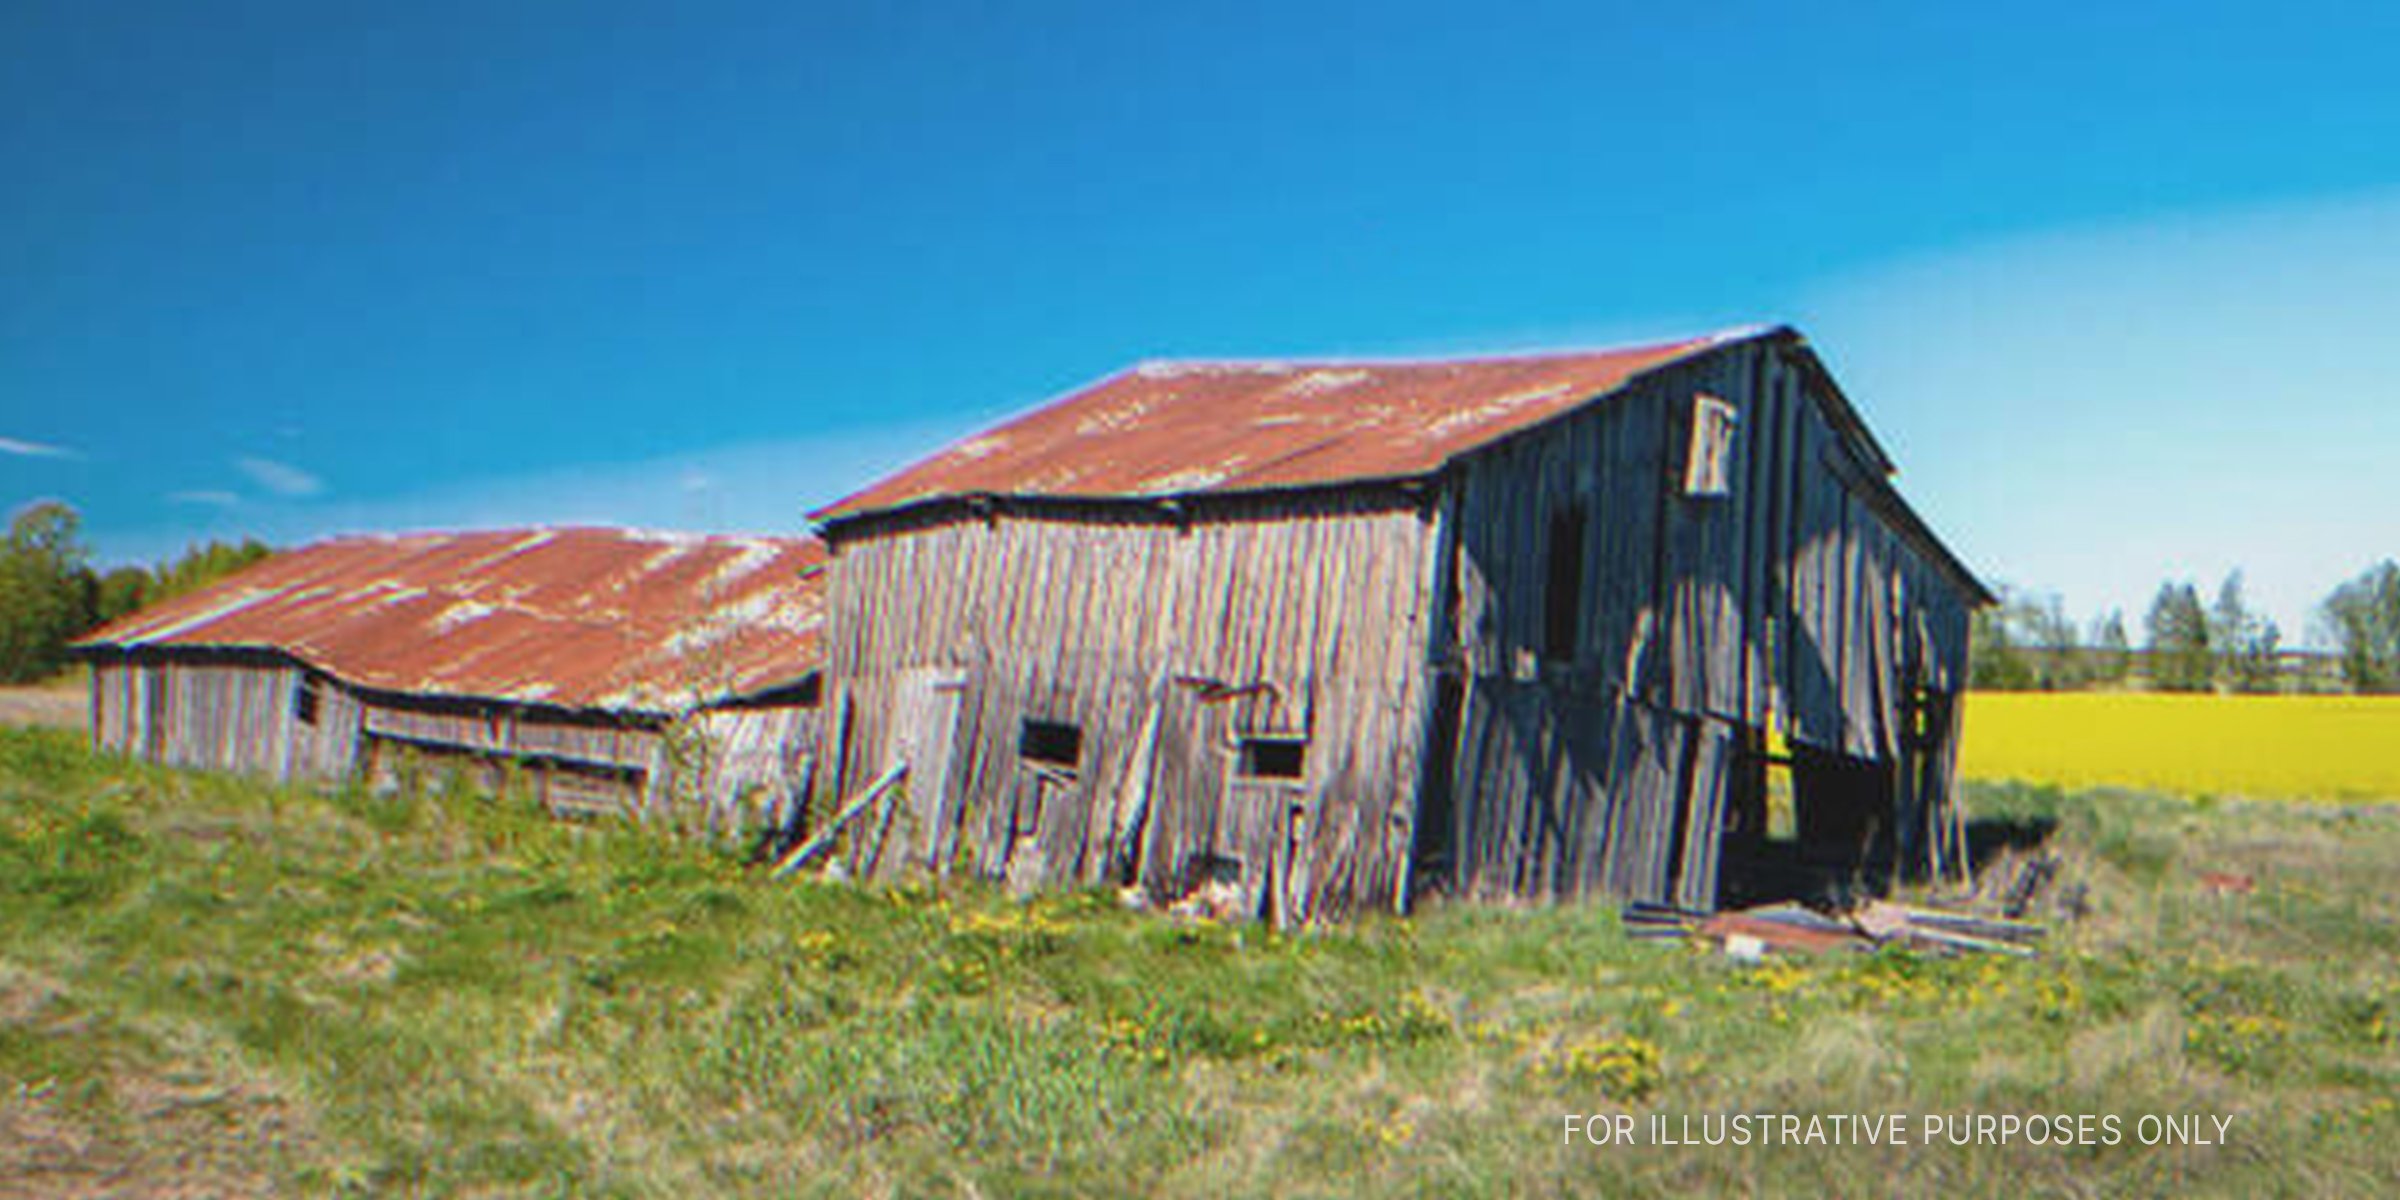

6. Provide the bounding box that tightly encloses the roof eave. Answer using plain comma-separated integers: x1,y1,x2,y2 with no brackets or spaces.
815,474,1443,539
73,639,824,717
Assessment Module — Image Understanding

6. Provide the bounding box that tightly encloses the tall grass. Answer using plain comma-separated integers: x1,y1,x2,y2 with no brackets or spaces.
3,727,2397,1196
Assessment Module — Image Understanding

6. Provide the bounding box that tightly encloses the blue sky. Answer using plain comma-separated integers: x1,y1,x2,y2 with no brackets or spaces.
5,2,2398,642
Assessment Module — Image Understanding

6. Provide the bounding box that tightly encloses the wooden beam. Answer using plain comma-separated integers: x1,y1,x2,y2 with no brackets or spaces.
771,762,908,878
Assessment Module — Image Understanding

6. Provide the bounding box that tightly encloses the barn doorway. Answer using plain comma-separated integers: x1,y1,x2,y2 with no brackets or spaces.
1717,727,1899,907
886,666,968,871
1002,715,1080,891
1215,778,1299,923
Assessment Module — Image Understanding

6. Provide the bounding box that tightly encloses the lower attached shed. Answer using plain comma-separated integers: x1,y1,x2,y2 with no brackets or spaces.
76,527,827,834
814,326,1991,921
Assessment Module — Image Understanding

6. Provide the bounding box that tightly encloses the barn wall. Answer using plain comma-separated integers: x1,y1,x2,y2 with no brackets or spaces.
687,703,819,834
1437,341,1977,908
824,492,1439,919
88,653,819,836
90,660,144,758
358,697,818,832
89,656,362,782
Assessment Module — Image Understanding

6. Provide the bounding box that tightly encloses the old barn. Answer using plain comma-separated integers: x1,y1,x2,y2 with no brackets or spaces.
813,325,1990,920
75,527,826,832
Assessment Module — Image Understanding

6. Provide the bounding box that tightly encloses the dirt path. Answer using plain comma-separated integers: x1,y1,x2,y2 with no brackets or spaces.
0,684,85,732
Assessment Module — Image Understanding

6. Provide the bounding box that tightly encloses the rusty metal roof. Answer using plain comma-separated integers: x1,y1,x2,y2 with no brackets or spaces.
815,329,1763,520
75,528,825,714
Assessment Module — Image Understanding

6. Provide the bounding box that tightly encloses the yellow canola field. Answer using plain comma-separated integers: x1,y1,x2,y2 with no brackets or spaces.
1959,692,2400,801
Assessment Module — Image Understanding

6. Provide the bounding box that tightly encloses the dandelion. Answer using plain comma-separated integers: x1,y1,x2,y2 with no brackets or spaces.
1531,1034,1664,1100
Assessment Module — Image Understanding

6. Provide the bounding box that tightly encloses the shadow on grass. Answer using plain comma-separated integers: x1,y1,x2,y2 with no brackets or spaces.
1965,813,2058,876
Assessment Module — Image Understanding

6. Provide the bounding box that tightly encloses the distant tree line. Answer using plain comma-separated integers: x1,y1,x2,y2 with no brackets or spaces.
1970,562,2400,694
0,501,274,684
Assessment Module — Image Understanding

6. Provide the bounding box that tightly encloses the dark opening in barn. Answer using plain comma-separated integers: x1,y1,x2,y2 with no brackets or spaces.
1237,736,1308,780
292,675,321,726
1543,503,1587,663
1018,719,1083,772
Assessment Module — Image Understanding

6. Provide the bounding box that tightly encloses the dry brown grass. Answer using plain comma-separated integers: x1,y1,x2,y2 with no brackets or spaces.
0,671,86,733
0,964,319,1200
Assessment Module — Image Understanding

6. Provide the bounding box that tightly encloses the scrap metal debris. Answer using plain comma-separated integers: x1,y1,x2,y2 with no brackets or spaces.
1622,897,2049,959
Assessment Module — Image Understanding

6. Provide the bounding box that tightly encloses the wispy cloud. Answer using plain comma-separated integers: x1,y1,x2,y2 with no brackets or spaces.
1,435,79,459
1797,186,2400,644
236,456,325,498
167,490,242,508
91,422,964,569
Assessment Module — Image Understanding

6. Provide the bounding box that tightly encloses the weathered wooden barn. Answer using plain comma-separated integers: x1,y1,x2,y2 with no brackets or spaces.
75,527,825,831
812,325,1990,920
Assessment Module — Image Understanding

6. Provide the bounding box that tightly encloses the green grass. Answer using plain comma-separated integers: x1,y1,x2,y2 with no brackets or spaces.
2,726,2397,1196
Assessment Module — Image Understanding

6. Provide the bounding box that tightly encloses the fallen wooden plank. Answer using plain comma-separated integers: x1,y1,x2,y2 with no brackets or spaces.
1621,900,1709,928
1902,925,2038,958
1624,925,1692,941
1896,907,2047,942
772,763,908,879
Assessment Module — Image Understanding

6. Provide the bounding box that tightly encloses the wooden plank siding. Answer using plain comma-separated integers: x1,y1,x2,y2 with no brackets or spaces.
823,491,1439,920
90,657,361,781
1436,340,1974,909
690,704,819,835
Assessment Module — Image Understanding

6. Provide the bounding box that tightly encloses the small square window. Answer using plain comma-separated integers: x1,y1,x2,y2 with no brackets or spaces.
293,675,322,726
1018,719,1082,772
1684,392,1738,496
1236,736,1307,780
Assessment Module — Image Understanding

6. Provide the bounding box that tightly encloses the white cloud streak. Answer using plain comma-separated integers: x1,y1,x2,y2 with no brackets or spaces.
236,456,325,497
1,436,79,459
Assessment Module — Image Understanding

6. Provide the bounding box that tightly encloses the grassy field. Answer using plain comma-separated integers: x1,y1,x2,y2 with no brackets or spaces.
1961,692,2400,801
3,726,2397,1197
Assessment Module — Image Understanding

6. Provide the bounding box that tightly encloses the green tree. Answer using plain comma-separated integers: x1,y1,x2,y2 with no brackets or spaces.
2090,609,2133,685
0,501,96,682
2320,561,2400,693
2209,570,2281,693
152,538,274,602
92,565,152,626
1969,584,2035,690
2021,592,2083,689
2144,581,2213,692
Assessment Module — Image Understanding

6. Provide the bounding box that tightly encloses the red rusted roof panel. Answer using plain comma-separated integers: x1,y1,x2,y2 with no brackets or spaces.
816,331,1754,519
75,528,825,713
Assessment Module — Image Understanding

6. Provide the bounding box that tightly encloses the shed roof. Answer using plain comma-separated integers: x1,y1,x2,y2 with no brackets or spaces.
74,528,825,714
816,328,1768,520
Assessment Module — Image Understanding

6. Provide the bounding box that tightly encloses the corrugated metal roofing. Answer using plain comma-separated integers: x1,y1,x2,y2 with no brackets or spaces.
815,328,1763,520
75,528,825,714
